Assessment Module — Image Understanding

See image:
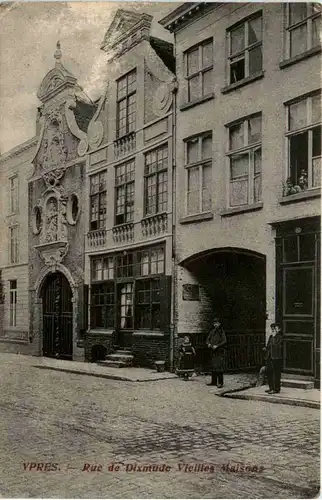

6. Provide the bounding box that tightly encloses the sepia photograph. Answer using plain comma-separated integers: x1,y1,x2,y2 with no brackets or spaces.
0,1,320,498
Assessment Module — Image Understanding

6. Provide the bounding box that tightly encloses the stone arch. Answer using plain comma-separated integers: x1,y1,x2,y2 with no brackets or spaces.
35,263,77,301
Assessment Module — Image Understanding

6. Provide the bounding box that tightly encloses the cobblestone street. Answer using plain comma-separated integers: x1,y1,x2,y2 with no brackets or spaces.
0,354,319,498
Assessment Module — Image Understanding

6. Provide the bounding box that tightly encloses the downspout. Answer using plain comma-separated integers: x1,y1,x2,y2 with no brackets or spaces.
170,76,178,372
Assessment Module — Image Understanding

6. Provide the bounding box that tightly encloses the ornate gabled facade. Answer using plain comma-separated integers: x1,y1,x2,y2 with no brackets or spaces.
84,10,176,368
28,43,96,360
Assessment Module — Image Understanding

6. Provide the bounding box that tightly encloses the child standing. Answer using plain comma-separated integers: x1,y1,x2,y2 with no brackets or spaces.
263,323,283,394
177,336,196,381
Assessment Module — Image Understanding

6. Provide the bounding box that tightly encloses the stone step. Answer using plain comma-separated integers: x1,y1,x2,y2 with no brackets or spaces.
282,372,313,381
107,353,134,362
114,350,132,356
281,379,314,390
97,360,129,369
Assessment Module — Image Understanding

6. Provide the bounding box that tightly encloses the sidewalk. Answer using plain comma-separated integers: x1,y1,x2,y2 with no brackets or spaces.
32,356,177,382
223,385,320,409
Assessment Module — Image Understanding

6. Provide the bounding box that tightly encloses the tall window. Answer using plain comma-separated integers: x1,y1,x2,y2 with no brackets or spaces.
115,160,135,225
228,13,262,84
286,92,321,190
117,70,136,138
9,176,18,214
144,145,168,215
286,3,321,59
90,171,107,231
227,114,262,207
185,39,213,102
185,133,212,215
9,280,17,327
9,226,18,264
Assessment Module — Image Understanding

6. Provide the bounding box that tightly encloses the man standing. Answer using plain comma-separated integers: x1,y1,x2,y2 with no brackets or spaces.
206,317,227,387
263,323,283,394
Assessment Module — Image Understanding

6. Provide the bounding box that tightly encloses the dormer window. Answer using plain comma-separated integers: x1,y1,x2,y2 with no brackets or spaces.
116,69,137,138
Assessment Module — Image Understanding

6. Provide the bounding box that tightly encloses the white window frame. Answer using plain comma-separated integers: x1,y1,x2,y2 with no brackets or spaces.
9,225,18,264
185,39,213,103
227,12,263,85
285,91,321,190
9,280,17,327
184,133,212,215
226,114,262,208
285,3,321,60
9,175,19,215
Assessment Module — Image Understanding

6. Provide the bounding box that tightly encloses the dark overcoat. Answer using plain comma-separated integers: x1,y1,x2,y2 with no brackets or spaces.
206,325,227,371
264,333,283,360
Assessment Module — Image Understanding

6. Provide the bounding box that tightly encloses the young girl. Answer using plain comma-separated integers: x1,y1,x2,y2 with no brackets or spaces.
177,336,196,381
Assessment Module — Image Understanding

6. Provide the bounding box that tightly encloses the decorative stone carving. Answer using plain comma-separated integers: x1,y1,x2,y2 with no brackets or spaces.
32,206,42,235
65,98,89,157
87,84,108,150
43,167,65,189
152,82,172,116
43,197,59,243
41,111,67,171
66,193,80,226
35,241,69,271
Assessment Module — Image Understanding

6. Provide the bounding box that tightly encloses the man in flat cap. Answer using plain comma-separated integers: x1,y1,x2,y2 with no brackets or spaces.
206,317,227,387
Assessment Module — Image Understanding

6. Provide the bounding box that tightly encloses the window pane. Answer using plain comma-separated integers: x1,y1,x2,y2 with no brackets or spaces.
202,164,212,211
289,3,308,25
249,45,262,75
312,94,321,124
202,42,213,67
187,47,199,76
254,148,262,174
248,115,262,144
248,16,262,45
312,157,321,187
312,16,322,48
289,131,308,185
230,57,245,83
230,24,245,55
289,99,307,131
188,75,200,101
202,69,213,96
187,167,200,214
202,135,212,159
313,126,321,157
290,24,308,57
300,233,316,261
231,153,249,178
187,138,199,164
283,236,298,263
254,149,262,202
230,178,248,206
229,122,244,150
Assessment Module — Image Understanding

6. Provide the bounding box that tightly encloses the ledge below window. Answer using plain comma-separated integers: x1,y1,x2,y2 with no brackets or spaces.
87,329,115,336
133,331,166,337
279,46,321,69
221,71,265,94
179,93,214,111
179,212,213,224
0,337,28,345
279,188,321,205
220,202,263,217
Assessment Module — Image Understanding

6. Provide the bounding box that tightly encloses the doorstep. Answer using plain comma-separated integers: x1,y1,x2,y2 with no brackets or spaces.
222,385,320,409
31,356,177,382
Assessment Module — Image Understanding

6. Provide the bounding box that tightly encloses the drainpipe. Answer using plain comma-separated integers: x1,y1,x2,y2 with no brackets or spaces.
170,76,178,372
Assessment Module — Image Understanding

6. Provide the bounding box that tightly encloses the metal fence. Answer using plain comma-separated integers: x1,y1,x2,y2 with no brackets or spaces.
178,330,265,373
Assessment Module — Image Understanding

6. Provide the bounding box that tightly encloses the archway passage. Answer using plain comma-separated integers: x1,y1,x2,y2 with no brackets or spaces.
42,272,73,360
182,249,266,371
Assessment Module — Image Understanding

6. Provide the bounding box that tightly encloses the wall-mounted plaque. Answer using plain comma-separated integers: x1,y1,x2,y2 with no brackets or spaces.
182,284,200,301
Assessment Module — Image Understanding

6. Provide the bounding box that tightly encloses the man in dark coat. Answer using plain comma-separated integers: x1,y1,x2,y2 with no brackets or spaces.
263,323,283,394
206,317,227,387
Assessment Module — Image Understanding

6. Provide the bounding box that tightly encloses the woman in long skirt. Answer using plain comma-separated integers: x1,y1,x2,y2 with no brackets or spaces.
177,336,196,380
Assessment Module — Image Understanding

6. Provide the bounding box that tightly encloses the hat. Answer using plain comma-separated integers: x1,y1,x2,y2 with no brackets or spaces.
270,322,281,329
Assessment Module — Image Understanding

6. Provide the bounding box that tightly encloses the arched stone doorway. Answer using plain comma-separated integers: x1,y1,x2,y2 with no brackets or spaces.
41,272,73,360
180,248,266,371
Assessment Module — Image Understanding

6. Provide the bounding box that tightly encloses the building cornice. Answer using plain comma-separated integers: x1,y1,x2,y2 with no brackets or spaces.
0,137,38,165
159,2,221,33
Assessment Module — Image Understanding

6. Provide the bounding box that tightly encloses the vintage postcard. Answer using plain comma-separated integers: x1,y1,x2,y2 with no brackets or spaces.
0,1,320,498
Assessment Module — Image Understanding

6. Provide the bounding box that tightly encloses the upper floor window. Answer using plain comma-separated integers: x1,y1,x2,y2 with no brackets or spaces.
227,114,262,207
144,145,168,216
285,92,321,193
116,69,136,138
286,3,321,59
90,171,107,231
9,279,17,327
9,226,18,264
185,39,213,103
185,133,212,215
115,160,135,225
228,13,262,84
9,176,18,214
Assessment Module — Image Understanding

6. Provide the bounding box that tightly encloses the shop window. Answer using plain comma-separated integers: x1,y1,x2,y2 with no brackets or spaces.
135,278,161,330
90,282,115,329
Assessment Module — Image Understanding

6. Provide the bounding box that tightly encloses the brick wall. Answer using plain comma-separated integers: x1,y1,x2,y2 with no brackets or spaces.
84,332,115,362
132,334,170,369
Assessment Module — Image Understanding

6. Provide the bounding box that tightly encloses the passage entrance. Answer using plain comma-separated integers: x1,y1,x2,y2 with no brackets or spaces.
42,272,73,360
